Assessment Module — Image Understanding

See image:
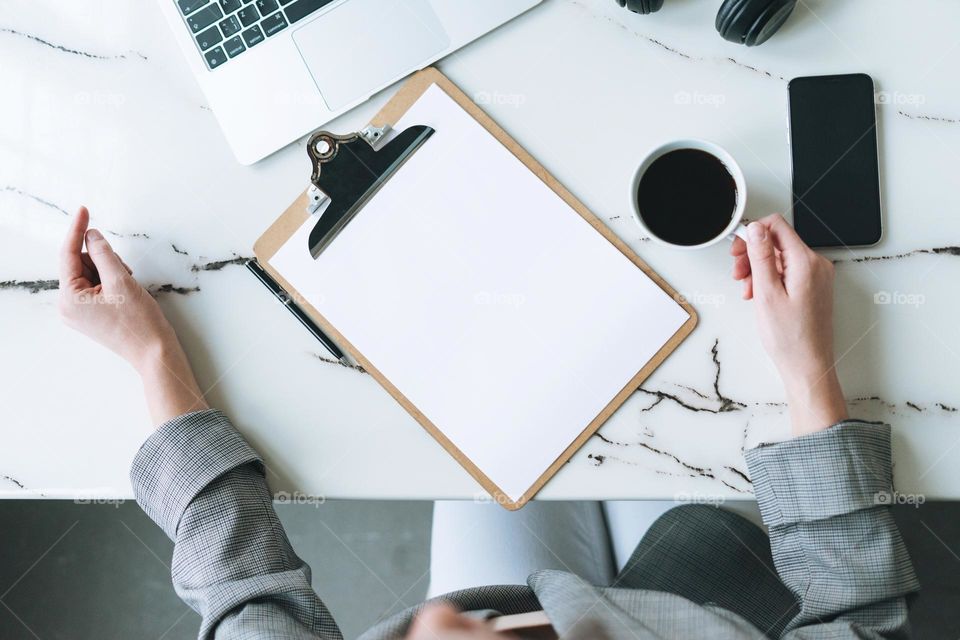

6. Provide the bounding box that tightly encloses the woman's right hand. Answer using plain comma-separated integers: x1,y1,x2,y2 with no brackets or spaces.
59,206,177,370
59,206,207,425
731,214,848,437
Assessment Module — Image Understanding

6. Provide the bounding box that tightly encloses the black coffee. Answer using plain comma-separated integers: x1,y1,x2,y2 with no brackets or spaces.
636,149,738,246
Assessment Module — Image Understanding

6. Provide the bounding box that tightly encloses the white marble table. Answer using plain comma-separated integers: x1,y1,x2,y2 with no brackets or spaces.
3,0,959,501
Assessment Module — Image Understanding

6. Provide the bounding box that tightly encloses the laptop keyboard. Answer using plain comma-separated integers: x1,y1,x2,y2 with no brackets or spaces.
177,0,336,70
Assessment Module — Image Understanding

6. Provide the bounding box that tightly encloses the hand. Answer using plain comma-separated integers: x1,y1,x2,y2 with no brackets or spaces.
731,214,848,436
59,207,206,424
406,604,512,640
59,207,176,369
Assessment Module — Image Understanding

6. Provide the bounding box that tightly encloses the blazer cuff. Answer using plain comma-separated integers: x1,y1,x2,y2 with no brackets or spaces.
745,421,893,528
130,409,261,538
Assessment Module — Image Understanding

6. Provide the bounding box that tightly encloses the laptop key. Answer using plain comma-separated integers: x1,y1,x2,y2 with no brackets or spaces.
219,15,241,37
262,12,288,37
241,24,265,47
278,0,295,5
218,0,241,13
204,46,227,69
256,0,279,16
237,5,259,26
188,4,223,32
224,35,246,57
178,0,209,15
196,25,223,50
284,0,334,24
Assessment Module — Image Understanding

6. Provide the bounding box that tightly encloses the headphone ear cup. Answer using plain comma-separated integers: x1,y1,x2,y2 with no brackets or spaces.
617,0,664,15
715,0,744,39
716,0,796,46
743,0,796,46
716,0,762,43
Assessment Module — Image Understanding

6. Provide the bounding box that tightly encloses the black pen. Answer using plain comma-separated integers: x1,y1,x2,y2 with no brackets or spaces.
246,259,348,365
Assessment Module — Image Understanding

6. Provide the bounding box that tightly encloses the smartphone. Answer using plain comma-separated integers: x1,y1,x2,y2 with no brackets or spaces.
788,73,883,248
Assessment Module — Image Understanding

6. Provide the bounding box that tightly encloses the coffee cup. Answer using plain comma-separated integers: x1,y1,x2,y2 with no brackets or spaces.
630,139,748,249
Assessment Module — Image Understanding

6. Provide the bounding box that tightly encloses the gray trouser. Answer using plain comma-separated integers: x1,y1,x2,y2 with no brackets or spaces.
428,500,762,596
427,500,795,637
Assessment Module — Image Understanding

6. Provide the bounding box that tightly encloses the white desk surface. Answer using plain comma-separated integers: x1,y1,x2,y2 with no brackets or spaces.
3,0,959,501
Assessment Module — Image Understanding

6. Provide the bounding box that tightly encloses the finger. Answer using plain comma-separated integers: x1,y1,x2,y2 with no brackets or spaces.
745,222,785,298
760,213,808,254
99,253,133,276
407,604,480,638
79,252,130,280
732,254,751,280
742,276,753,300
59,207,90,287
79,253,98,283
730,236,747,257
84,228,128,287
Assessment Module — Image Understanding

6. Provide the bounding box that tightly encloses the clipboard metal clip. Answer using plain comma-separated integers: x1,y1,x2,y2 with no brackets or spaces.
304,123,435,259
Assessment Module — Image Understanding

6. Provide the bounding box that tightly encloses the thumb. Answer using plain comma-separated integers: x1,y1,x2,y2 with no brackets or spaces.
745,222,784,299
84,229,128,287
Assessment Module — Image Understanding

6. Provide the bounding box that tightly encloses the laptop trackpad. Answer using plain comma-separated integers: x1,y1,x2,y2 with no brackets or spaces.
294,0,450,111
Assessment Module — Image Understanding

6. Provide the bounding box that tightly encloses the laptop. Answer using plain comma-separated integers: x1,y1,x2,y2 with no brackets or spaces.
157,0,541,164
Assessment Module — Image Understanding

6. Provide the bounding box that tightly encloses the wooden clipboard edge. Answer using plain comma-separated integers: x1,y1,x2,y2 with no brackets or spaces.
253,67,697,511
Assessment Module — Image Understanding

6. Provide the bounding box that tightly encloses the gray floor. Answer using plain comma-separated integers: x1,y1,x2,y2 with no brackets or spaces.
0,500,431,640
1,500,958,639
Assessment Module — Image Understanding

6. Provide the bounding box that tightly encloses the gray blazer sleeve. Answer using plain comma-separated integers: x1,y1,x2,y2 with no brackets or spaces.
745,421,919,639
130,409,342,640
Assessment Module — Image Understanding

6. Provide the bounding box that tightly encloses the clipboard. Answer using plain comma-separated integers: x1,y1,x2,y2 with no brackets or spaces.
252,68,697,510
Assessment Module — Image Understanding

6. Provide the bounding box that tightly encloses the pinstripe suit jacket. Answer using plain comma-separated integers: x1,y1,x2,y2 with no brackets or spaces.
131,410,918,639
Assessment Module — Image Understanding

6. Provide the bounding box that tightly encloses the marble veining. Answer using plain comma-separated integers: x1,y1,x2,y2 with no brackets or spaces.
834,247,960,263
571,0,787,82
3,0,959,500
895,111,959,125
4,184,151,239
192,256,251,272
3,185,71,216
308,335,959,418
0,26,147,61
313,354,367,374
2,475,26,490
0,279,58,293
572,0,958,126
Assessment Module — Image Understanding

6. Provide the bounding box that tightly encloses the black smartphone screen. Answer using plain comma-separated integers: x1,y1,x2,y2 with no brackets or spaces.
789,73,882,247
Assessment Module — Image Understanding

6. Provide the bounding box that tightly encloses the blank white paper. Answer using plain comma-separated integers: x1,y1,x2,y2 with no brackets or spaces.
271,84,690,502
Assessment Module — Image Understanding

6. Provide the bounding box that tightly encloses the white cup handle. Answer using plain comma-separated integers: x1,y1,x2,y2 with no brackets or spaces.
728,223,749,242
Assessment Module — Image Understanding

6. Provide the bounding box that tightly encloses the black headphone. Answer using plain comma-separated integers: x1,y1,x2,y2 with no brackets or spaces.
615,0,797,47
